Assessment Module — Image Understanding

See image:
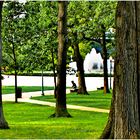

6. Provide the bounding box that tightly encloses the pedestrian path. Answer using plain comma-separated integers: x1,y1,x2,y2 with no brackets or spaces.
2,89,109,114
18,98,109,113
2,89,67,101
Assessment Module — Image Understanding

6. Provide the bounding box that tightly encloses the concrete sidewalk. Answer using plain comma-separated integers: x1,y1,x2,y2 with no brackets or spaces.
2,89,67,101
2,89,109,114
18,98,109,113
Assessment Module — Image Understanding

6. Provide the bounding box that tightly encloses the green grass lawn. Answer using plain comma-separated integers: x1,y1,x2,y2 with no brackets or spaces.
2,86,54,94
0,102,108,139
32,90,112,109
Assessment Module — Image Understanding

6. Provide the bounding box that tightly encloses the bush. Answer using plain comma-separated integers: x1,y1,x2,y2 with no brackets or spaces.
3,71,57,77
3,71,113,77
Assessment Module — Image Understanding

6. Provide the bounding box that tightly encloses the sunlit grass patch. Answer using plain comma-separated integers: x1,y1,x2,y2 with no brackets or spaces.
0,102,108,139
32,90,112,109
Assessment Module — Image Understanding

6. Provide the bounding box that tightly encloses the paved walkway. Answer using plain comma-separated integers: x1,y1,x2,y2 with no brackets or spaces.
2,89,109,114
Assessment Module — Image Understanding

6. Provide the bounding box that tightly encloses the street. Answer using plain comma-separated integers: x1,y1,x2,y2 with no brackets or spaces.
2,74,114,91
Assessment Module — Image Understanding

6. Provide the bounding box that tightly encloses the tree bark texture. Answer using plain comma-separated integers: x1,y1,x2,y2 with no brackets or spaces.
14,69,18,103
101,2,140,139
54,1,71,117
100,77,115,139
0,1,9,129
51,48,57,98
135,1,140,127
73,44,88,95
102,25,110,94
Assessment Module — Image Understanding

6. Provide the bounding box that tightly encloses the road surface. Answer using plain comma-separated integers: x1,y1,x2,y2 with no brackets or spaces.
2,74,114,91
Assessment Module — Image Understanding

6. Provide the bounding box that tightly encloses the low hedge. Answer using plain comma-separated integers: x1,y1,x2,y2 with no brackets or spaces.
3,72,56,77
3,71,113,77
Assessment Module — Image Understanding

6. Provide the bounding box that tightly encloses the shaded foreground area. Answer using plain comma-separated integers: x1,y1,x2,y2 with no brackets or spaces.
1,102,108,139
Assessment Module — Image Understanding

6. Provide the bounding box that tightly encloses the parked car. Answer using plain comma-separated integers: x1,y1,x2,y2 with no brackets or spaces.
66,67,76,75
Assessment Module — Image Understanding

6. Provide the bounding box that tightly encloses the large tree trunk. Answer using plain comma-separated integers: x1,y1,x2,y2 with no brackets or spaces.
101,1,140,139
51,48,57,98
0,1,9,129
51,1,71,117
0,67,9,129
137,1,140,127
100,72,115,139
73,43,88,95
102,25,110,94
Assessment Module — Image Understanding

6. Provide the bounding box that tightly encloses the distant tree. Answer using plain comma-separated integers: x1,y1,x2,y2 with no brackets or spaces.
2,1,58,75
67,1,116,94
0,1,9,129
22,1,58,96
102,24,110,93
94,2,116,94
101,1,140,138
2,1,26,102
51,1,71,117
84,1,116,94
67,2,90,95
72,40,88,95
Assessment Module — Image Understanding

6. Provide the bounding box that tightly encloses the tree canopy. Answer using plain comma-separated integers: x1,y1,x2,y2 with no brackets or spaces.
2,1,117,74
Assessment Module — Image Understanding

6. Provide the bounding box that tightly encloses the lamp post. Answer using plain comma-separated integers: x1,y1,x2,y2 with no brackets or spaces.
109,56,113,89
